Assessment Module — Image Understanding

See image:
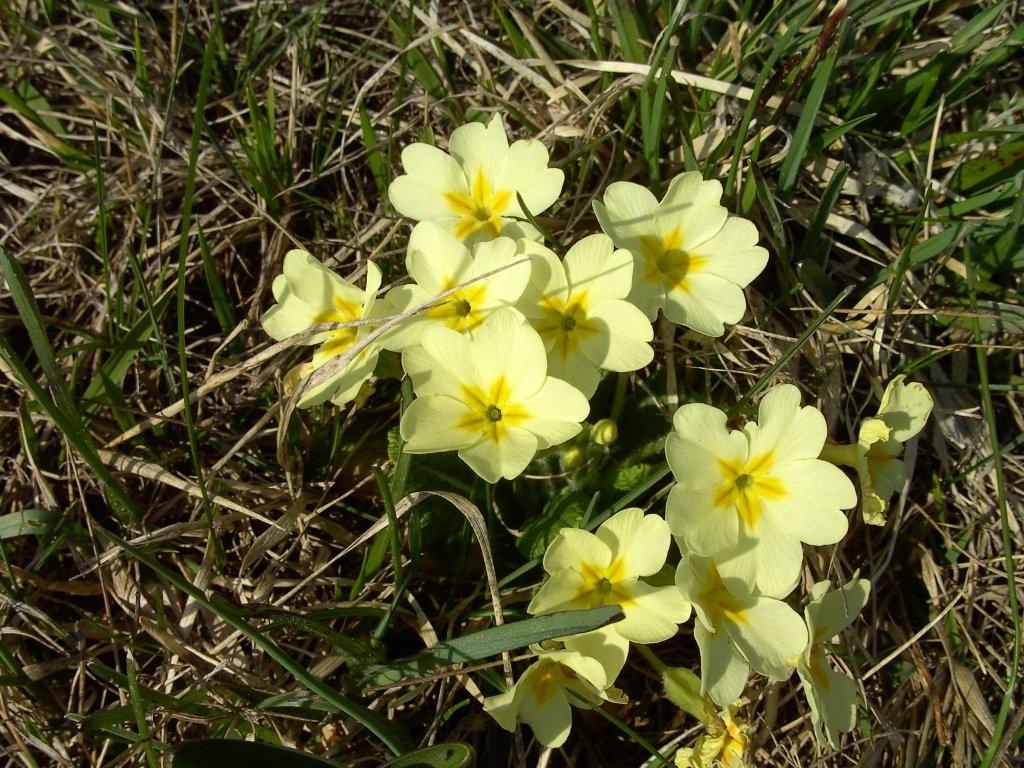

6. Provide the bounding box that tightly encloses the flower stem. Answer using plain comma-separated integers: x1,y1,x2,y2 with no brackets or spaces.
635,643,667,672
661,317,678,414
818,441,860,467
372,464,404,587
610,372,629,421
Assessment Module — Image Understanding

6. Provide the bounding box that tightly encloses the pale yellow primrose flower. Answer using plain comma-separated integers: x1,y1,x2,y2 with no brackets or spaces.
260,250,382,407
516,234,655,397
560,625,630,686
675,555,807,706
593,172,768,336
798,576,870,748
675,704,749,768
388,115,563,244
483,644,623,748
665,384,856,597
528,508,692,643
399,308,589,482
379,221,530,351
841,375,933,525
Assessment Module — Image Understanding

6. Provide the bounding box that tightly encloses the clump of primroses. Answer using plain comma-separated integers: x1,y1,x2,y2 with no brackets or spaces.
258,115,932,760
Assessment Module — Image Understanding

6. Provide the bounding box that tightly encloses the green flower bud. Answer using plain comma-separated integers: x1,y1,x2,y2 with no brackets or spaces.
561,445,585,470
591,418,618,446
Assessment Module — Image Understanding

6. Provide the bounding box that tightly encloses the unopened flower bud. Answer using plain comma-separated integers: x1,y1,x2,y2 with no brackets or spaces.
591,418,618,446
561,446,585,470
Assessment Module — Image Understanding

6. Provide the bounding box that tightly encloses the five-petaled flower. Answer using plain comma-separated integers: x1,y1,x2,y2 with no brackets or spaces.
380,222,530,351
675,555,807,706
399,308,589,482
260,250,382,407
516,234,655,397
665,384,856,596
483,639,625,749
820,375,933,526
593,171,768,337
388,115,564,244
529,508,692,643
797,576,870,747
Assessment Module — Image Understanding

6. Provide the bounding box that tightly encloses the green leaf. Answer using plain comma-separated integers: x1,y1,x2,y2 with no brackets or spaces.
387,16,446,102
517,487,587,559
198,223,236,336
796,160,848,270
778,40,838,199
0,76,90,168
662,666,715,723
936,299,1024,335
386,743,475,768
609,462,655,493
951,138,1024,194
173,740,339,768
82,292,173,408
0,508,58,540
361,605,623,686
359,104,388,199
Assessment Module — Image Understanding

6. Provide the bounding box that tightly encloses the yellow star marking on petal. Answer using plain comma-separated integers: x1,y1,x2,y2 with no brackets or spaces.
806,645,832,690
698,562,749,626
313,295,363,358
425,278,490,332
639,226,707,292
533,291,600,360
573,556,634,608
713,451,787,528
531,660,576,705
722,715,748,761
445,169,513,240
865,439,899,468
455,374,530,444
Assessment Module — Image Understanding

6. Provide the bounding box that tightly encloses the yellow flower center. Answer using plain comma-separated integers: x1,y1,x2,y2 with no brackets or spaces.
714,451,786,528
426,280,489,332
639,227,706,291
698,563,749,627
721,717,748,762
533,292,599,360
532,660,575,705
573,556,632,608
313,295,363,358
865,440,898,469
455,374,529,444
445,169,512,240
806,644,831,690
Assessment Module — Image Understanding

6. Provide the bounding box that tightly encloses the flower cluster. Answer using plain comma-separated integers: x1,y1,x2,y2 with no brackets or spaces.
260,115,765,483
255,114,933,758
494,386,883,755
